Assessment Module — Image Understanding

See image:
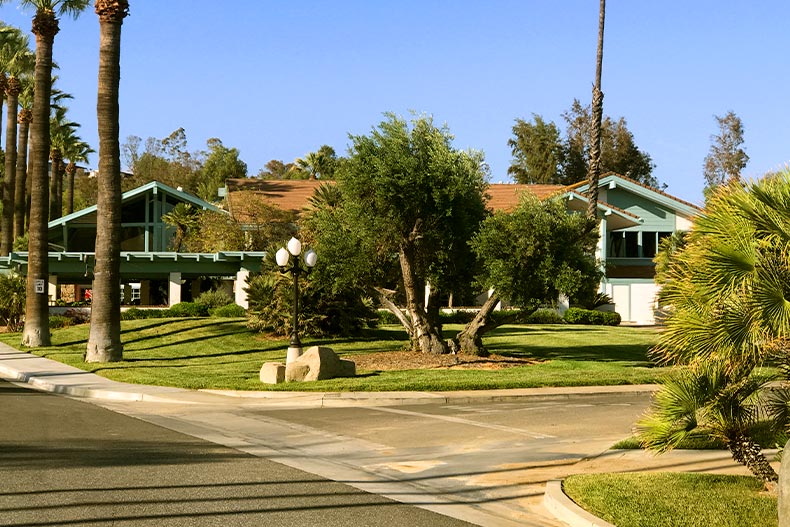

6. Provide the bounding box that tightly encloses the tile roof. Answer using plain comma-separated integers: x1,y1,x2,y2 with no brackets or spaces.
485,184,566,211
225,178,325,217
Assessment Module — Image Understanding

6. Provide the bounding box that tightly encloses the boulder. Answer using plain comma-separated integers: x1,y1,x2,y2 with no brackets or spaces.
260,361,286,384
285,346,356,382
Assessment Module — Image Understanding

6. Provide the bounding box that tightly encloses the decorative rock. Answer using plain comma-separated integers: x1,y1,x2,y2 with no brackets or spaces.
285,346,356,382
260,361,286,384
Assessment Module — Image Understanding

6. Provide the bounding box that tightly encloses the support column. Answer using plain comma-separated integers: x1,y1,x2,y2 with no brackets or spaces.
123,283,132,305
235,268,250,309
48,275,59,305
139,280,151,306
168,272,182,307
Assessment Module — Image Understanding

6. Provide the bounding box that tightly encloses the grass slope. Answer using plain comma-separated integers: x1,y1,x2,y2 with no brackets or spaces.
563,473,777,527
0,319,664,391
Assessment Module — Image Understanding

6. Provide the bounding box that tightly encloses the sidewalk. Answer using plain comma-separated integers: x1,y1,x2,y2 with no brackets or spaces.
0,342,762,527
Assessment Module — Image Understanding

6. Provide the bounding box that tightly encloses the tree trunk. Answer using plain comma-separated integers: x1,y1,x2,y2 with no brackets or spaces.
48,151,62,220
455,292,500,356
374,286,413,334
2,80,20,255
22,12,59,348
86,1,127,362
14,110,31,239
399,243,447,354
586,0,606,220
727,433,778,483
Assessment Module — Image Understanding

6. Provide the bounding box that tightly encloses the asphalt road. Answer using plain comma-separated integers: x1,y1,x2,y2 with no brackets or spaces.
0,379,476,527
93,391,654,526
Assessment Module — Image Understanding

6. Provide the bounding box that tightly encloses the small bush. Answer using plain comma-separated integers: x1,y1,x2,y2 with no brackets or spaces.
210,304,246,317
195,289,234,309
564,307,621,326
121,308,169,320
377,309,400,325
0,273,25,331
525,308,565,324
439,310,477,324
48,315,72,329
63,309,89,325
167,302,210,318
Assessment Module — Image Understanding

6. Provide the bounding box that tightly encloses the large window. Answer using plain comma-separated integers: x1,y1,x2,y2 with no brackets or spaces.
608,231,673,258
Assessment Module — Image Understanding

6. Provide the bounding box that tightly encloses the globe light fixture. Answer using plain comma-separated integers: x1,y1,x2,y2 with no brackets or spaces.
274,237,317,363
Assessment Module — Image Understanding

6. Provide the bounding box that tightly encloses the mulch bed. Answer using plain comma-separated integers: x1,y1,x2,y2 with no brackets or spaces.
349,351,539,371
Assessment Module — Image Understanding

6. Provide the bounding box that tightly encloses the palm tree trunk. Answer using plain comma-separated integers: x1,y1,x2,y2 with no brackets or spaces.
2,80,20,255
727,433,778,483
86,0,128,362
65,162,76,215
48,151,62,220
14,110,31,239
22,11,59,348
586,0,606,220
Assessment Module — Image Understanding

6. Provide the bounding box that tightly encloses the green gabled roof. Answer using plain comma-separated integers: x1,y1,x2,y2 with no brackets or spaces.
569,173,701,218
48,181,225,229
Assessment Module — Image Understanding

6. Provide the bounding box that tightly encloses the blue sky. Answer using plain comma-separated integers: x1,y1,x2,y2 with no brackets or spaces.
1,1,789,204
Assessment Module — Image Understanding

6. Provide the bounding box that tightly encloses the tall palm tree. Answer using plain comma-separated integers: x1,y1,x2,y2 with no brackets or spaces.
86,0,129,363
0,28,34,255
586,0,606,220
161,203,197,252
48,105,78,220
13,76,33,238
63,137,92,215
0,0,91,348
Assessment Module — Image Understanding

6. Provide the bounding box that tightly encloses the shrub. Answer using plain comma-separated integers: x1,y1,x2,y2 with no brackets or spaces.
564,307,621,326
48,315,72,329
0,273,25,331
63,309,89,325
377,309,400,325
525,308,565,324
246,272,376,337
195,289,234,309
439,310,477,324
167,302,209,318
210,303,246,318
121,308,169,320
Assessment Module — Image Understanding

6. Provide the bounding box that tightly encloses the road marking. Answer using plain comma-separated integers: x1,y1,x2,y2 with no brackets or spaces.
369,407,555,439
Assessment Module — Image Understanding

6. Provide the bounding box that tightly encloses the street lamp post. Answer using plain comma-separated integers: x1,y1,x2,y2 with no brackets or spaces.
275,237,317,363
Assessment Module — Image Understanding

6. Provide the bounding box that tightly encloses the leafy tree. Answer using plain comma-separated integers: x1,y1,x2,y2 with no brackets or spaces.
703,110,748,191
454,195,599,355
196,137,247,202
257,159,291,180
309,113,488,354
507,115,564,184
0,272,25,330
562,100,657,187
5,0,91,348
86,0,129,363
640,171,790,483
48,104,80,220
122,129,200,191
508,100,656,188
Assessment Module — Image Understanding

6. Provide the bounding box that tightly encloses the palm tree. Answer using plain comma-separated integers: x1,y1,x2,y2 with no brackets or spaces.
1,28,34,255
0,0,91,348
643,172,790,484
13,75,33,239
85,0,129,363
586,0,606,219
63,137,92,215
162,203,197,252
638,365,782,483
48,105,79,220
296,151,322,180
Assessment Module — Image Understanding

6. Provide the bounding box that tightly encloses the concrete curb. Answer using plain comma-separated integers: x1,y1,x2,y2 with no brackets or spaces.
544,480,616,527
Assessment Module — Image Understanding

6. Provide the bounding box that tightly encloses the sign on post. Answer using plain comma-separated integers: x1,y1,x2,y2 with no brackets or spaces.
34,279,45,294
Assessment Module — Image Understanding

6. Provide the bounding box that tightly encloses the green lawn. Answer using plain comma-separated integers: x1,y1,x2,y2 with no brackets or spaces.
563,472,777,527
0,319,665,391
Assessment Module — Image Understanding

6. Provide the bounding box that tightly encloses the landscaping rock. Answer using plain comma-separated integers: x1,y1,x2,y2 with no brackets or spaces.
260,361,286,384
285,346,356,382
